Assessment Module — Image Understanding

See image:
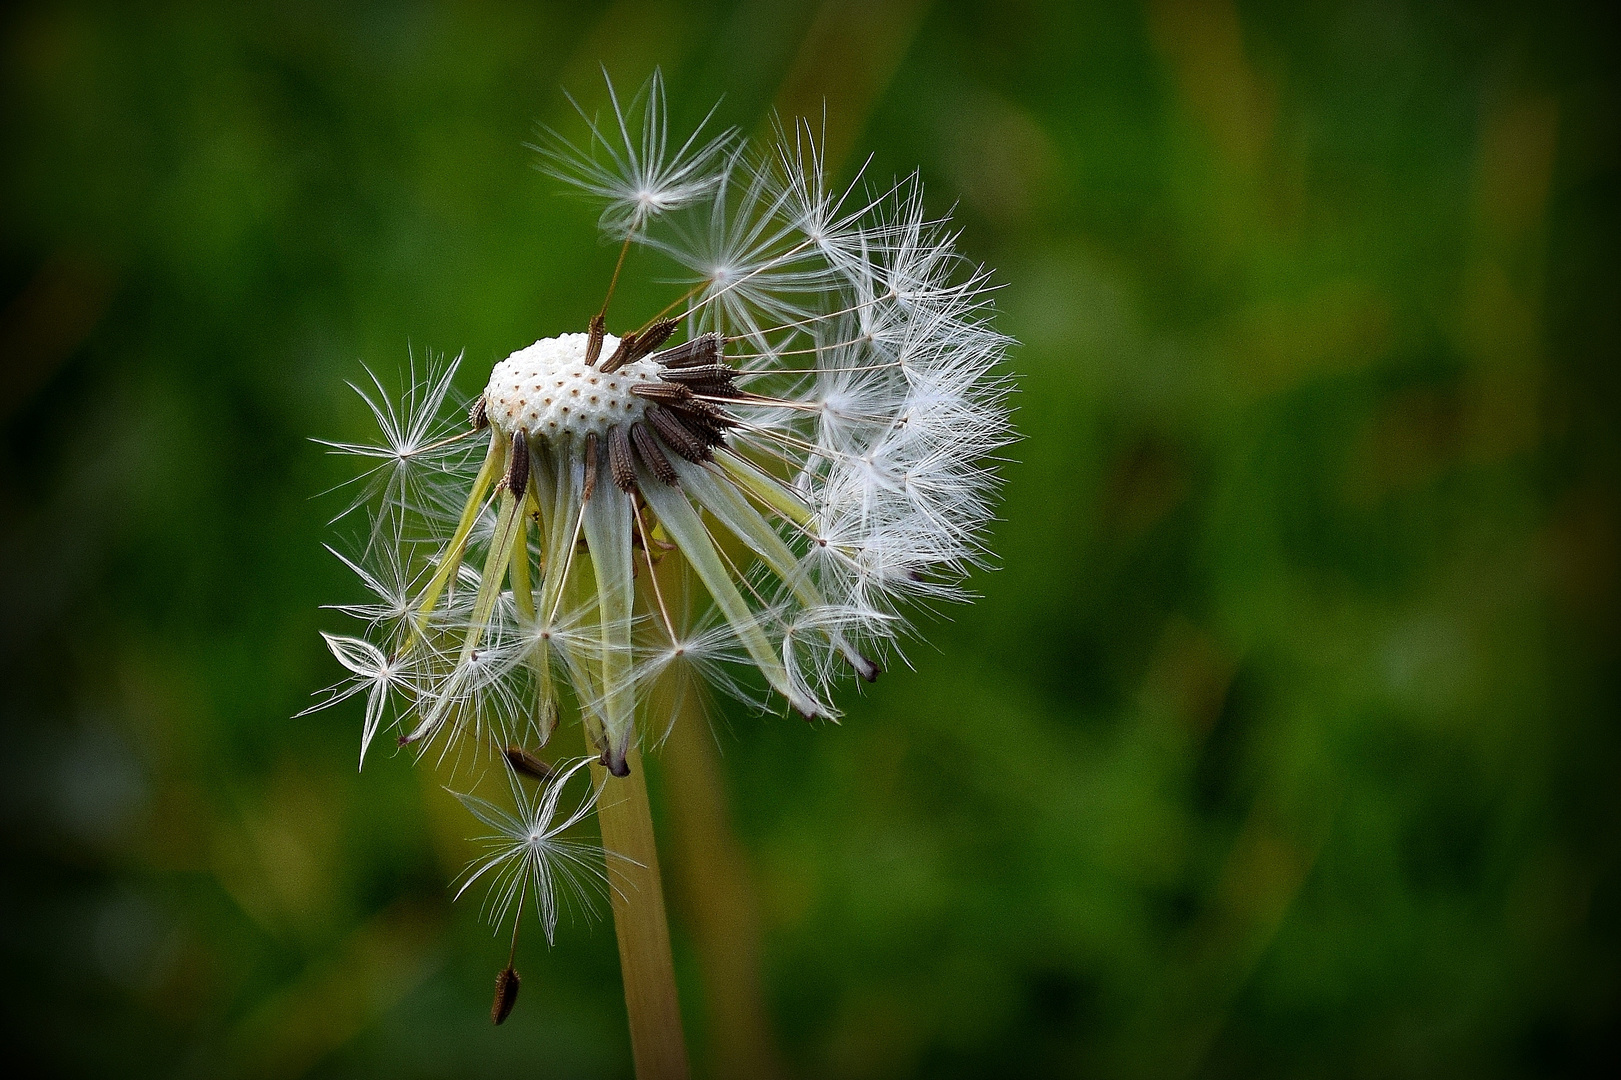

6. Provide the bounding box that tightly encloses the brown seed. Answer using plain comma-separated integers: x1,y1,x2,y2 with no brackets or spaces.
504,746,557,783
645,405,711,463
624,318,676,364
507,430,530,500
666,395,733,427
630,420,678,484
682,410,732,444
584,313,606,366
607,425,637,492
653,332,723,368
469,396,489,430
658,364,736,387
669,381,735,403
629,381,693,403
600,331,638,373
491,966,521,1025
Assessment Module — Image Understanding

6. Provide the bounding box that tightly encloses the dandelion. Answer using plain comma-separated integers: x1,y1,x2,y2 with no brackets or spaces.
313,70,1012,1069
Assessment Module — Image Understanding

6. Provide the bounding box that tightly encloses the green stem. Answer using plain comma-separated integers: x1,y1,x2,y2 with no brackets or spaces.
661,702,787,1080
591,742,690,1080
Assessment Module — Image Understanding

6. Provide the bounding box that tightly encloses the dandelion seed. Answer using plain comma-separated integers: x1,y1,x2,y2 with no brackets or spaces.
504,745,557,783
315,353,482,546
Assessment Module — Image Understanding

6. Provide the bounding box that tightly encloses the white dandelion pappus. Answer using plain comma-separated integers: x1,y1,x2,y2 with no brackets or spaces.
533,69,735,238
313,70,1013,948
453,757,619,944
305,632,416,769
314,352,481,545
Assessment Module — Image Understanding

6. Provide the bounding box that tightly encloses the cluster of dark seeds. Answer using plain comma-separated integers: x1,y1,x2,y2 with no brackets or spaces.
611,329,740,493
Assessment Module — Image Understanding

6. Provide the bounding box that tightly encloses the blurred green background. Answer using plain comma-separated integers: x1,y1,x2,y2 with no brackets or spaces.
3,1,1618,1076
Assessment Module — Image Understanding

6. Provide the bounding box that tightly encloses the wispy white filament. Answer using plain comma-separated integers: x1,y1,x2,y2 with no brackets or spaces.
452,758,616,943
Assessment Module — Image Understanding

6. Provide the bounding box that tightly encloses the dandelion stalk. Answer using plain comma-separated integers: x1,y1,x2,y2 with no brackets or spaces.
591,744,689,1079
661,693,787,1080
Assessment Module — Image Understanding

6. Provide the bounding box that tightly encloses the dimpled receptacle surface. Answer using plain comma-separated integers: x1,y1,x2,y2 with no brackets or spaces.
483,332,663,440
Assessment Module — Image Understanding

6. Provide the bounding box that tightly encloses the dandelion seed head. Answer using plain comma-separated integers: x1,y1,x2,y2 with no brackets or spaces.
313,69,1014,950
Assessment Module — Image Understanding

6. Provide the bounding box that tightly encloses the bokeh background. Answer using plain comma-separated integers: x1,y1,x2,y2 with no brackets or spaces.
3,1,1619,1077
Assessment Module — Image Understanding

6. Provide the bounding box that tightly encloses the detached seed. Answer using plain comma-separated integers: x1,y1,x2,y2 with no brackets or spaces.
504,746,557,783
